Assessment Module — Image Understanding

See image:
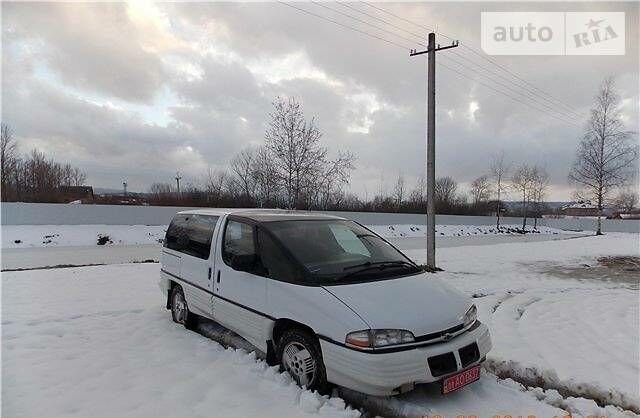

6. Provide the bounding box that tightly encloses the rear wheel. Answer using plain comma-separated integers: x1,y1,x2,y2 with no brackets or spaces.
276,328,329,393
170,285,197,330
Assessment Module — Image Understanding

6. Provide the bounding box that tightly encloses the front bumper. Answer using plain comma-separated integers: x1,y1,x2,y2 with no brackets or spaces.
319,321,492,396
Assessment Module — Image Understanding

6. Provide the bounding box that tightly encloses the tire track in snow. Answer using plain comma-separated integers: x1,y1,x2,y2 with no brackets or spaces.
484,358,640,414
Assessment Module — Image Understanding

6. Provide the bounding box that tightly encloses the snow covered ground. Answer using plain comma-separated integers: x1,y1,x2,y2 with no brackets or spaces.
1,225,167,248
1,223,575,249
371,223,578,238
2,232,638,418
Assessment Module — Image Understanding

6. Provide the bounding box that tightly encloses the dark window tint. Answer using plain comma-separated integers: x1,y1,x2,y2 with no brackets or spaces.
222,220,256,265
164,214,218,260
164,215,190,252
257,228,301,283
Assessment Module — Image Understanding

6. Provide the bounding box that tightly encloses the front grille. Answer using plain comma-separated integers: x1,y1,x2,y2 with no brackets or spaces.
415,323,464,342
459,342,480,368
428,352,457,377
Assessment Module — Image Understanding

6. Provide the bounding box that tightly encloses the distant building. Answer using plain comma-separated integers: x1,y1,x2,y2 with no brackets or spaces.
560,200,600,217
57,185,94,203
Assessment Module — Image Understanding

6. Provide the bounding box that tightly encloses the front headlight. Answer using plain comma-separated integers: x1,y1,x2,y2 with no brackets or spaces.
463,304,478,328
345,329,415,349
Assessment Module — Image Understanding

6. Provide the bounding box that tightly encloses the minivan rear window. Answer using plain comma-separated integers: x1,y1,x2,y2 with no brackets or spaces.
164,214,219,259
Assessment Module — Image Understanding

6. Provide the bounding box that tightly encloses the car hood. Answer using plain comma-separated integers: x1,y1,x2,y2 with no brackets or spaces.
322,272,472,337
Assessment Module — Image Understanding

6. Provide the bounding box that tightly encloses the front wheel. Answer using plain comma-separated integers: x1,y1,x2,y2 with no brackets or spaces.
170,285,197,330
276,328,329,393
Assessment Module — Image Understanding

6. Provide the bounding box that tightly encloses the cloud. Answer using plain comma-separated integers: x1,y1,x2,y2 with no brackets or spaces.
1,1,638,200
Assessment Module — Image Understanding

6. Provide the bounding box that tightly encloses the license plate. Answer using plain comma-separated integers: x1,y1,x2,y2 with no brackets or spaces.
442,365,481,394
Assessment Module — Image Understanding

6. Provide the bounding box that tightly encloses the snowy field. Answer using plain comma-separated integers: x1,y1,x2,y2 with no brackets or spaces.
1,223,577,249
2,232,638,418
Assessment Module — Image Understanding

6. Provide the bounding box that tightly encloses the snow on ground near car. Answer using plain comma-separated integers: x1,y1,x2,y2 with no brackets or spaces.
370,224,578,238
1,223,575,249
3,234,638,418
406,233,639,412
1,264,360,418
1,224,167,248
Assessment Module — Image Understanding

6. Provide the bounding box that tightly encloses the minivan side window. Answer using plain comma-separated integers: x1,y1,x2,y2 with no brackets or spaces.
184,215,219,259
164,214,219,260
164,215,190,252
257,228,301,283
222,220,256,266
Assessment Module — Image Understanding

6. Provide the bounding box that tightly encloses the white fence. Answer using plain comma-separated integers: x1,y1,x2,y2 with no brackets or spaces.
1,202,638,233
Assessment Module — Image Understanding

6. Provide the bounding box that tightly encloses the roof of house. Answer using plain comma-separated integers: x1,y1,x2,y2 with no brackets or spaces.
176,208,347,222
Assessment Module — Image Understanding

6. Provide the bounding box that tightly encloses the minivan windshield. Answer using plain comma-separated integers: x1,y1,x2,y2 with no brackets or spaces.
264,220,421,284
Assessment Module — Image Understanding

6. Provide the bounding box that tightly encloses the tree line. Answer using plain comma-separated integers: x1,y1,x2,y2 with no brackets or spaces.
1,124,87,202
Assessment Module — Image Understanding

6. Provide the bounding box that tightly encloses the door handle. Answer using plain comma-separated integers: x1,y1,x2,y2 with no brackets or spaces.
208,267,212,280
216,270,221,283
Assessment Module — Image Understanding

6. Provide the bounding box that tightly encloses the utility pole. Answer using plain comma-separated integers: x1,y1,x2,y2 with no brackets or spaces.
410,33,458,269
123,181,127,197
175,172,182,196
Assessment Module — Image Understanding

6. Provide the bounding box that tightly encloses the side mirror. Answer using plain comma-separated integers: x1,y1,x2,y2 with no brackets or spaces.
230,254,257,272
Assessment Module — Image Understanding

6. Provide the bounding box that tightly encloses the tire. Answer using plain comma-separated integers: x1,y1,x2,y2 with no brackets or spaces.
276,328,330,393
170,285,197,330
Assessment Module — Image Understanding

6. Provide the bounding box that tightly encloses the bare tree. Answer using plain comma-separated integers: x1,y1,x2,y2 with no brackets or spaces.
408,175,426,208
392,172,405,208
435,176,458,211
569,77,638,235
469,175,491,206
251,146,280,207
230,148,256,202
1,123,18,200
613,189,638,212
511,164,536,230
265,97,327,209
313,151,355,210
205,168,229,203
530,166,549,228
490,152,510,228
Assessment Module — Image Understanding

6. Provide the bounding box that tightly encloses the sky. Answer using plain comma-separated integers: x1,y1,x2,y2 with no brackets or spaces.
2,1,638,201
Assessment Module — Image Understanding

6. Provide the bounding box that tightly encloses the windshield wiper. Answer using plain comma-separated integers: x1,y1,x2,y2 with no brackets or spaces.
343,260,416,271
335,261,419,282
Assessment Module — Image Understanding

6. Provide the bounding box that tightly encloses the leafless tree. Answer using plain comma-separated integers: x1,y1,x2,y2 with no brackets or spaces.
530,166,549,228
313,151,355,210
230,148,256,202
392,172,405,208
1,123,18,200
265,97,327,209
408,175,426,208
435,176,458,211
512,164,536,230
569,77,638,235
469,175,491,206
490,152,510,228
205,168,230,203
613,189,638,212
251,146,280,207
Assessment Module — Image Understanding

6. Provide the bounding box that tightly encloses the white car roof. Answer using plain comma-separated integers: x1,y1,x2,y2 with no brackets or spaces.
175,208,347,222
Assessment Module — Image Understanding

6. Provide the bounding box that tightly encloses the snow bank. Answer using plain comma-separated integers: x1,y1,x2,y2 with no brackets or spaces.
370,224,577,238
2,223,577,249
2,225,166,248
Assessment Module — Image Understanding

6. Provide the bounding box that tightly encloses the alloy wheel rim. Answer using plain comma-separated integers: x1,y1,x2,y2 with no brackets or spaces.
173,292,187,324
282,341,316,387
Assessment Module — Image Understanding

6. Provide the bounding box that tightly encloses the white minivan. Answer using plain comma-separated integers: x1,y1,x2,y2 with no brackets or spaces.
159,209,491,396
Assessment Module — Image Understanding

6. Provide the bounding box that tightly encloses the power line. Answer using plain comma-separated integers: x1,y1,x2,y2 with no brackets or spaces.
436,59,582,128
440,54,582,124
334,1,583,121
358,1,586,119
310,1,424,47
279,1,582,128
277,2,412,50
